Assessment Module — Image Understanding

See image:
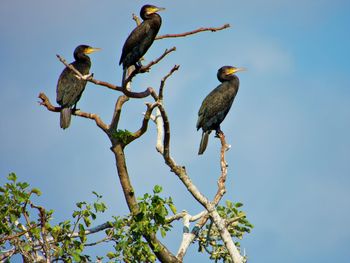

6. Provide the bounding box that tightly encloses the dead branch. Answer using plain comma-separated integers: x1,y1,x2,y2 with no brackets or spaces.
213,132,229,204
159,65,180,100
132,13,141,26
124,47,176,85
156,24,230,40
38,92,109,132
109,95,130,133
127,102,159,145
155,101,243,262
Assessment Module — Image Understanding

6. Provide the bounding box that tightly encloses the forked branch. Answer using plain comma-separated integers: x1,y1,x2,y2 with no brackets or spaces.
124,47,177,85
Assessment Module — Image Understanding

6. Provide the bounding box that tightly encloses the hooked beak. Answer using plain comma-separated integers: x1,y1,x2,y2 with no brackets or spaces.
228,67,246,75
84,47,102,54
148,6,165,14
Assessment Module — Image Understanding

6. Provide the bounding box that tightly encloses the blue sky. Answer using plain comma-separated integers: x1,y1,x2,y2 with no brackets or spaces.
1,0,350,262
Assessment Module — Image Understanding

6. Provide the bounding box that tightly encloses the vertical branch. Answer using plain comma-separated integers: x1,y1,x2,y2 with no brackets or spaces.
109,95,129,132
110,142,180,263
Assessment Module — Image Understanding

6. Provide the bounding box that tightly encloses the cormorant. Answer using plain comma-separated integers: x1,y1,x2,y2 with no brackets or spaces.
56,45,100,129
119,4,165,70
197,66,245,155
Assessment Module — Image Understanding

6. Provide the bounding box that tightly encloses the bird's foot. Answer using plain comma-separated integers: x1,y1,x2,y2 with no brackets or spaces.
76,73,93,80
215,129,224,138
135,61,143,70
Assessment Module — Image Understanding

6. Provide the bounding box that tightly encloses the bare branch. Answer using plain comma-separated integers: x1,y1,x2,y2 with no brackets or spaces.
124,47,176,85
213,131,229,204
166,210,206,224
132,13,141,26
156,102,244,262
38,92,109,132
127,102,159,144
109,95,130,133
156,24,230,40
159,65,180,100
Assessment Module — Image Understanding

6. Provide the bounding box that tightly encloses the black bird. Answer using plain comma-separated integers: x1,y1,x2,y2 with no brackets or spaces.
56,45,100,129
197,66,245,155
119,4,165,71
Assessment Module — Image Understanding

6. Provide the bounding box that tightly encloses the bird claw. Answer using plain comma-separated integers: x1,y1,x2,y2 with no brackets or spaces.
75,73,93,80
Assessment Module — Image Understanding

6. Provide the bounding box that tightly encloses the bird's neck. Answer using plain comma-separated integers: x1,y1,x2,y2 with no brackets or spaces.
74,54,91,65
218,74,237,83
142,13,161,23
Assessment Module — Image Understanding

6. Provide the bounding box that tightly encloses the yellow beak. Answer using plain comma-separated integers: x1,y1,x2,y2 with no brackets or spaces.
228,67,246,75
85,47,101,54
148,6,165,14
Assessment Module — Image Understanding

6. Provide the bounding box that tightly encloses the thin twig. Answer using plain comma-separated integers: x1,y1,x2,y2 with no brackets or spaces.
156,24,230,40
132,13,141,26
159,65,180,101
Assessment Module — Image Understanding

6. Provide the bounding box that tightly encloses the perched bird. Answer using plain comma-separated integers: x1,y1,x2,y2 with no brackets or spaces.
56,45,100,129
197,66,245,155
119,4,165,71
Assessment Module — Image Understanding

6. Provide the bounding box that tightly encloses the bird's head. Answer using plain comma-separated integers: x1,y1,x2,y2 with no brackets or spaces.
140,4,165,19
74,45,101,57
217,66,245,81
73,45,101,60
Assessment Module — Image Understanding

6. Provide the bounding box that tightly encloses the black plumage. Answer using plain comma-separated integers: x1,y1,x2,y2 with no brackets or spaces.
197,66,245,155
119,4,165,70
56,45,100,129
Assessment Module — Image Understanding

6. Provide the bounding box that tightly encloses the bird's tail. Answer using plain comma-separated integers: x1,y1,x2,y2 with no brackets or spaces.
122,66,134,90
60,108,71,129
122,68,127,88
198,131,210,155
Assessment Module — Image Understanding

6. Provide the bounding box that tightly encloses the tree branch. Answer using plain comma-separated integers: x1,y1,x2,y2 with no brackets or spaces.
123,47,176,85
156,24,230,40
127,102,159,145
109,95,129,133
155,102,244,262
56,54,157,99
38,92,109,132
111,142,180,263
159,65,180,101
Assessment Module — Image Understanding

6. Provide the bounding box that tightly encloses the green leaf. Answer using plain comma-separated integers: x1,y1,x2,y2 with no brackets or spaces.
72,252,81,262
7,173,17,182
226,200,233,208
31,188,42,196
94,202,104,212
83,217,91,227
169,203,177,214
106,252,116,259
153,185,162,194
160,228,166,238
235,202,243,208
23,243,32,252
112,129,134,144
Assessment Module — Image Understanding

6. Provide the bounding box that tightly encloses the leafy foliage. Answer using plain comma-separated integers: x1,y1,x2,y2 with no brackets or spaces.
103,185,176,262
0,175,179,262
0,173,107,262
197,200,253,262
112,129,134,144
